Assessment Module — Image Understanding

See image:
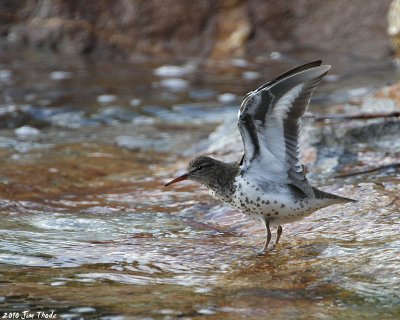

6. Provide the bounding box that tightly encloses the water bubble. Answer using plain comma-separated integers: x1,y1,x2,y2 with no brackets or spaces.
242,71,260,80
270,51,282,60
194,287,212,293
97,94,117,104
158,309,178,315
154,65,191,77
0,69,12,82
131,116,155,125
70,307,96,313
231,59,249,68
197,308,216,315
324,74,340,82
159,78,189,92
59,313,80,319
14,126,41,139
218,93,237,104
100,316,125,320
50,71,72,80
129,98,142,106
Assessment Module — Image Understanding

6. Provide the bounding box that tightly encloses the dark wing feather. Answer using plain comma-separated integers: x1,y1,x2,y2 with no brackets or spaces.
238,62,331,197
239,60,323,114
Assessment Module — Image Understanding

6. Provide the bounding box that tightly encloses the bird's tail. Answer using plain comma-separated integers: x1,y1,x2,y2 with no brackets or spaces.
313,187,357,203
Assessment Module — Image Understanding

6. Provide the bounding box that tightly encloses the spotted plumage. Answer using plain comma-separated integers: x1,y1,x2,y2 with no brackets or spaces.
165,61,356,253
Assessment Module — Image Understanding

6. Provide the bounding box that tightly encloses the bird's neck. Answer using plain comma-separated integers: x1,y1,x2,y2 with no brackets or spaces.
205,162,239,195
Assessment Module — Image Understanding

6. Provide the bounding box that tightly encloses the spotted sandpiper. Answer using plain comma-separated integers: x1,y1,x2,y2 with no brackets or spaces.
165,60,356,253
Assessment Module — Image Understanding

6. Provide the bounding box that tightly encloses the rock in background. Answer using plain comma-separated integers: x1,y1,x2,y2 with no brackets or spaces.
0,0,393,60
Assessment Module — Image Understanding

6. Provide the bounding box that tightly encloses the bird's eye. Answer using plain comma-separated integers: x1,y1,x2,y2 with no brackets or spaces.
196,165,204,171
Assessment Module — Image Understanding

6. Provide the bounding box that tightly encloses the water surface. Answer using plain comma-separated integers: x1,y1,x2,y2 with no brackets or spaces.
0,46,399,319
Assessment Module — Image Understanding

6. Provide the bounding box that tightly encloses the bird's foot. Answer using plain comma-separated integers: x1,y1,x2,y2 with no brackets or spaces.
257,245,273,256
270,243,279,251
257,250,267,257
256,250,268,256
257,242,280,255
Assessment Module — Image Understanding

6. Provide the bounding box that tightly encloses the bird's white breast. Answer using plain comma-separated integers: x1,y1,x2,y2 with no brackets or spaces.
213,175,330,226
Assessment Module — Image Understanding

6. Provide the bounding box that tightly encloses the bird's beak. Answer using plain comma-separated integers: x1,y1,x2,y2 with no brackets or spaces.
164,173,189,187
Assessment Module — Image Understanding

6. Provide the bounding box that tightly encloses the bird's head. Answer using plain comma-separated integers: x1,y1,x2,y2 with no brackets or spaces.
164,155,224,187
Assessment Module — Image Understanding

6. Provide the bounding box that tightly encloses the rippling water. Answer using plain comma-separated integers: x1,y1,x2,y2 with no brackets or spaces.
0,44,399,319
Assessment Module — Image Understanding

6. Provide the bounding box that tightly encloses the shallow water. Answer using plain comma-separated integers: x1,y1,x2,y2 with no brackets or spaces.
0,45,399,319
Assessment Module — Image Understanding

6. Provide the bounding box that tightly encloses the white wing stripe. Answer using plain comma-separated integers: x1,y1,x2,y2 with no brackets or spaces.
272,84,304,120
237,62,330,194
263,84,303,169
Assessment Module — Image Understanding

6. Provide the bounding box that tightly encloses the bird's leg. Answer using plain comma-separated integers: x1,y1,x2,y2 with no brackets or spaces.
272,225,283,250
262,218,272,252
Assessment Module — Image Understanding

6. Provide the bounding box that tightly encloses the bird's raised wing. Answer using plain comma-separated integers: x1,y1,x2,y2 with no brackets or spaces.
238,61,330,197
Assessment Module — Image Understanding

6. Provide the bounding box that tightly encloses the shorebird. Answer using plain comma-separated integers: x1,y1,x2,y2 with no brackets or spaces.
165,60,355,253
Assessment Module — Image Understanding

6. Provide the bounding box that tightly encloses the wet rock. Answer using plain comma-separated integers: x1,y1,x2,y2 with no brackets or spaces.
307,119,400,175
312,84,400,150
0,104,46,129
